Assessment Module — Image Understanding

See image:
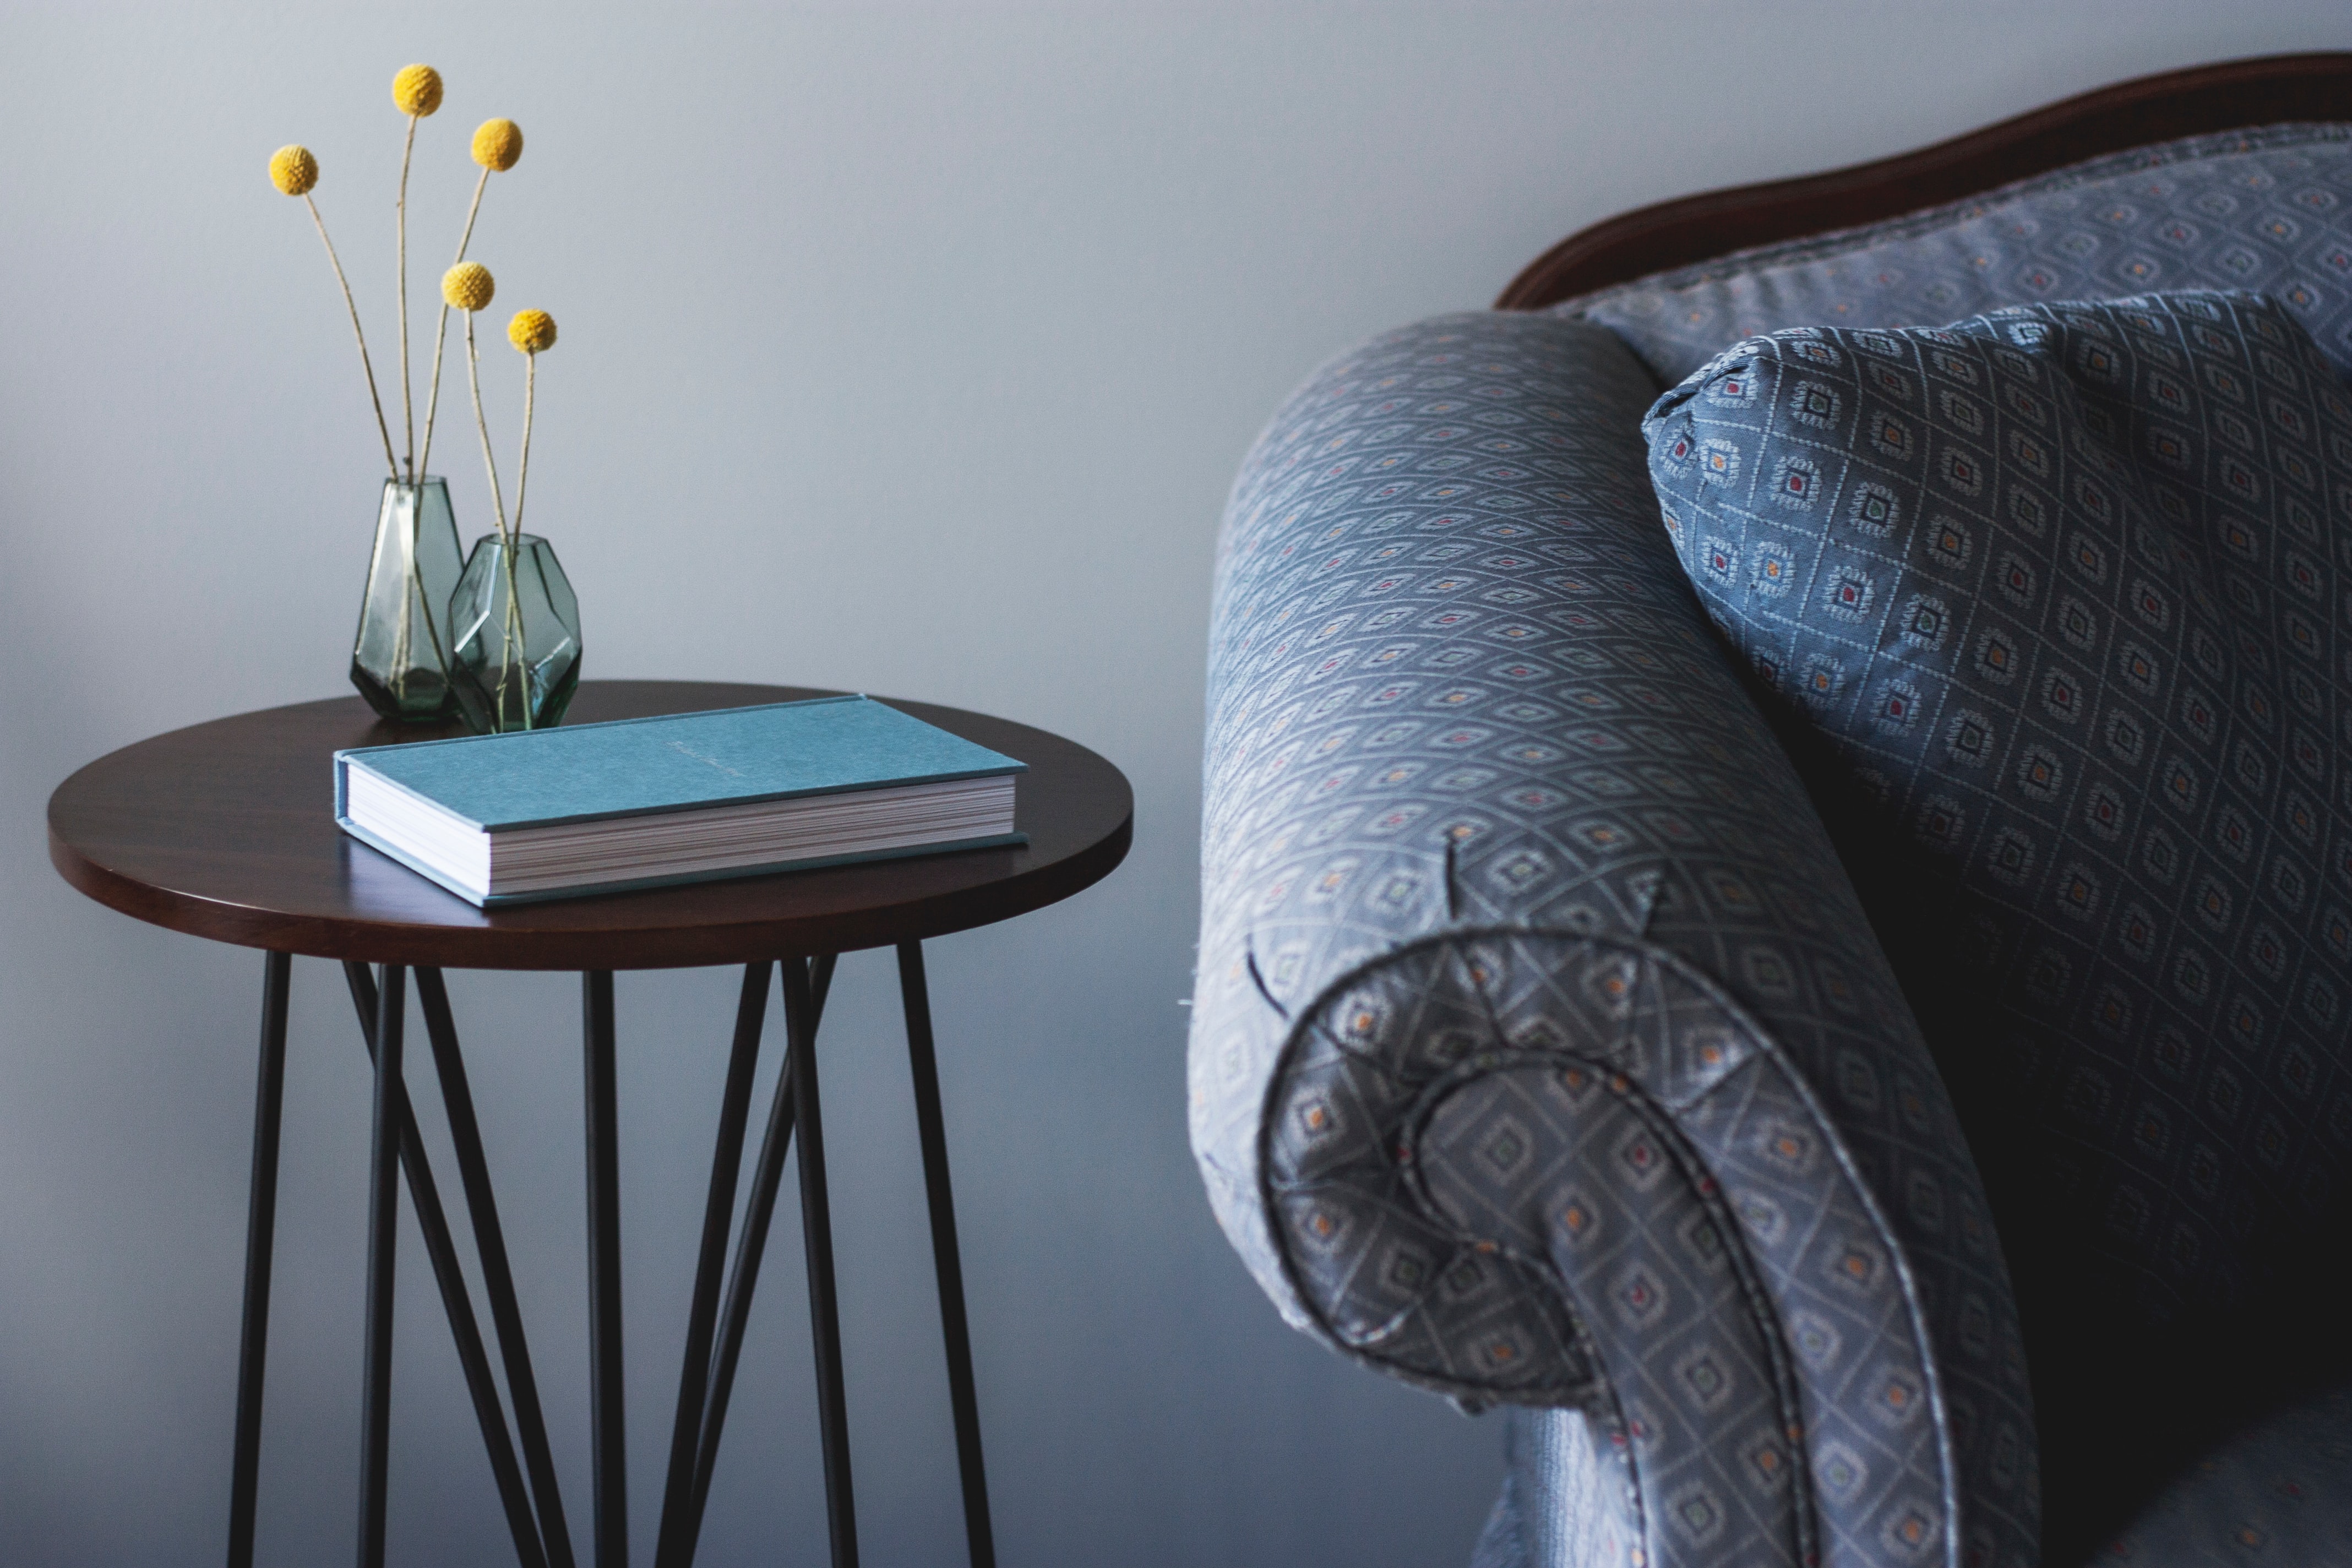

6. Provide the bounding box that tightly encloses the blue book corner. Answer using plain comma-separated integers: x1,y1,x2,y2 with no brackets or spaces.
334,694,1027,830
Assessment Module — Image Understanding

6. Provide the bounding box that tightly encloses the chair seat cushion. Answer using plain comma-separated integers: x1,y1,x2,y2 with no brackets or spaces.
1561,126,2352,388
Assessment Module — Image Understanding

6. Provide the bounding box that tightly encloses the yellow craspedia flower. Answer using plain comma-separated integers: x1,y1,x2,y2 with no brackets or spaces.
269,144,318,197
392,64,443,117
508,310,557,353
443,262,495,312
472,118,523,172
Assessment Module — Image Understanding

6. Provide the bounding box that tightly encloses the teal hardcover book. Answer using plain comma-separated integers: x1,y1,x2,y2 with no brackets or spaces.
334,695,1027,906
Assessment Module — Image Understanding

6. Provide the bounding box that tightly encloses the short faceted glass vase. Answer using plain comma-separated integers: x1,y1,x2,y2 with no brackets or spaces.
449,532,582,733
351,477,466,722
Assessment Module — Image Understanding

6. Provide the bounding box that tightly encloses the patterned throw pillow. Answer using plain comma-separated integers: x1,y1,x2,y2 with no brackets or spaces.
1640,291,2352,1335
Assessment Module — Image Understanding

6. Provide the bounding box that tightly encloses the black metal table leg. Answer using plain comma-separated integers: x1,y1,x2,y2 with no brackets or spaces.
415,967,578,1568
225,950,291,1568
344,965,549,1568
357,965,405,1568
781,956,858,1568
237,948,990,1568
652,963,771,1568
673,955,835,1566
897,941,997,1568
584,972,628,1568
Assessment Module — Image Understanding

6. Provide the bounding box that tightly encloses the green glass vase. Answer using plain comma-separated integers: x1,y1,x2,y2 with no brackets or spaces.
449,532,582,733
351,477,466,723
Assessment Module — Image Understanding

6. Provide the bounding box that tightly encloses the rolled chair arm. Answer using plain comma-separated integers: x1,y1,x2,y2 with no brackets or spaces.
1190,313,2039,1568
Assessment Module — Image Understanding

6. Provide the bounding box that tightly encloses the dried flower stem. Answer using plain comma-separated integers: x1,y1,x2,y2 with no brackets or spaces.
515,352,535,537
465,313,529,727
396,113,418,480
453,165,491,264
303,193,399,478
464,313,511,546
417,166,491,481
506,359,532,728
419,312,450,482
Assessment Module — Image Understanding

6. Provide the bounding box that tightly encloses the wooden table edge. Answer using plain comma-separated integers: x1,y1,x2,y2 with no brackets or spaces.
49,808,1134,970
46,683,1136,970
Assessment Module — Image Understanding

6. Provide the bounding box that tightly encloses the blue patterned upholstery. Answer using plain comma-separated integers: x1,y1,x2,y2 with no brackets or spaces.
1196,119,2352,1568
1562,127,2352,388
1192,312,2035,1568
1642,292,2352,1336
1471,1409,1627,1568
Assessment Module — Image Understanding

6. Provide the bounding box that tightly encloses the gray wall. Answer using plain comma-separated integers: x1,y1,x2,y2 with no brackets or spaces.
2,4,2344,1564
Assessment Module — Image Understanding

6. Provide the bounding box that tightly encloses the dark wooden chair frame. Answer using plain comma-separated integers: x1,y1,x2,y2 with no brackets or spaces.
1498,51,2352,313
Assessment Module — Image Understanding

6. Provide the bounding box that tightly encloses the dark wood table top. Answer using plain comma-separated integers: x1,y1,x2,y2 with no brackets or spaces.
48,680,1133,970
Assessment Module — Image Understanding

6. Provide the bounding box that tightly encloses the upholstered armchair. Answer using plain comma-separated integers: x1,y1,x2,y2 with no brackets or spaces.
1189,55,2352,1568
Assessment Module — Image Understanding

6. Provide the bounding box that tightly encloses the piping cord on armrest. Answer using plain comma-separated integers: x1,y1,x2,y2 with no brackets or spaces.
1261,926,1962,1568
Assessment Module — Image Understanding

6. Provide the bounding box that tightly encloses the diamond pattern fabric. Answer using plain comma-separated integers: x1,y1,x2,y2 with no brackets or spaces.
1192,312,2035,1568
1201,115,2352,1568
1561,126,2352,389
1642,291,2352,1335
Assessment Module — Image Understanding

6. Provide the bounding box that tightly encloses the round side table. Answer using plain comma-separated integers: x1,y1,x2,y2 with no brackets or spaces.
47,680,1133,1568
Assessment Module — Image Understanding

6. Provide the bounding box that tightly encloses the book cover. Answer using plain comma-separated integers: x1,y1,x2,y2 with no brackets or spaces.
333,694,1027,830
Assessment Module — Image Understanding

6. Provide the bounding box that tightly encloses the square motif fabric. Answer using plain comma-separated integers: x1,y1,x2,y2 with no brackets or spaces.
1562,126,2352,389
1641,291,2352,1347
1195,313,2038,1568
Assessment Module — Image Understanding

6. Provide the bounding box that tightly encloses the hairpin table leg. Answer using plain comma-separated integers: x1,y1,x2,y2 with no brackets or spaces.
225,950,291,1568
584,971,628,1568
415,967,577,1568
781,956,857,1568
652,962,771,1568
341,962,547,1568
897,941,995,1568
672,955,834,1566
357,964,406,1568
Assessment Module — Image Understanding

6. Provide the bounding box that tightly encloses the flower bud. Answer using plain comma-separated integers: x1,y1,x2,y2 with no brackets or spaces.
392,64,444,117
472,118,523,172
269,144,318,197
443,262,496,312
508,310,557,353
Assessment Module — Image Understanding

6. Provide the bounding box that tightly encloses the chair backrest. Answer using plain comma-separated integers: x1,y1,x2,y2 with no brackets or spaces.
1554,123,2352,388
1496,52,2352,311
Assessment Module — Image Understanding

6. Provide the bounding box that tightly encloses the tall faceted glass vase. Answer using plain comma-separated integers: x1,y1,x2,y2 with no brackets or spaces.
351,477,466,722
449,532,582,733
